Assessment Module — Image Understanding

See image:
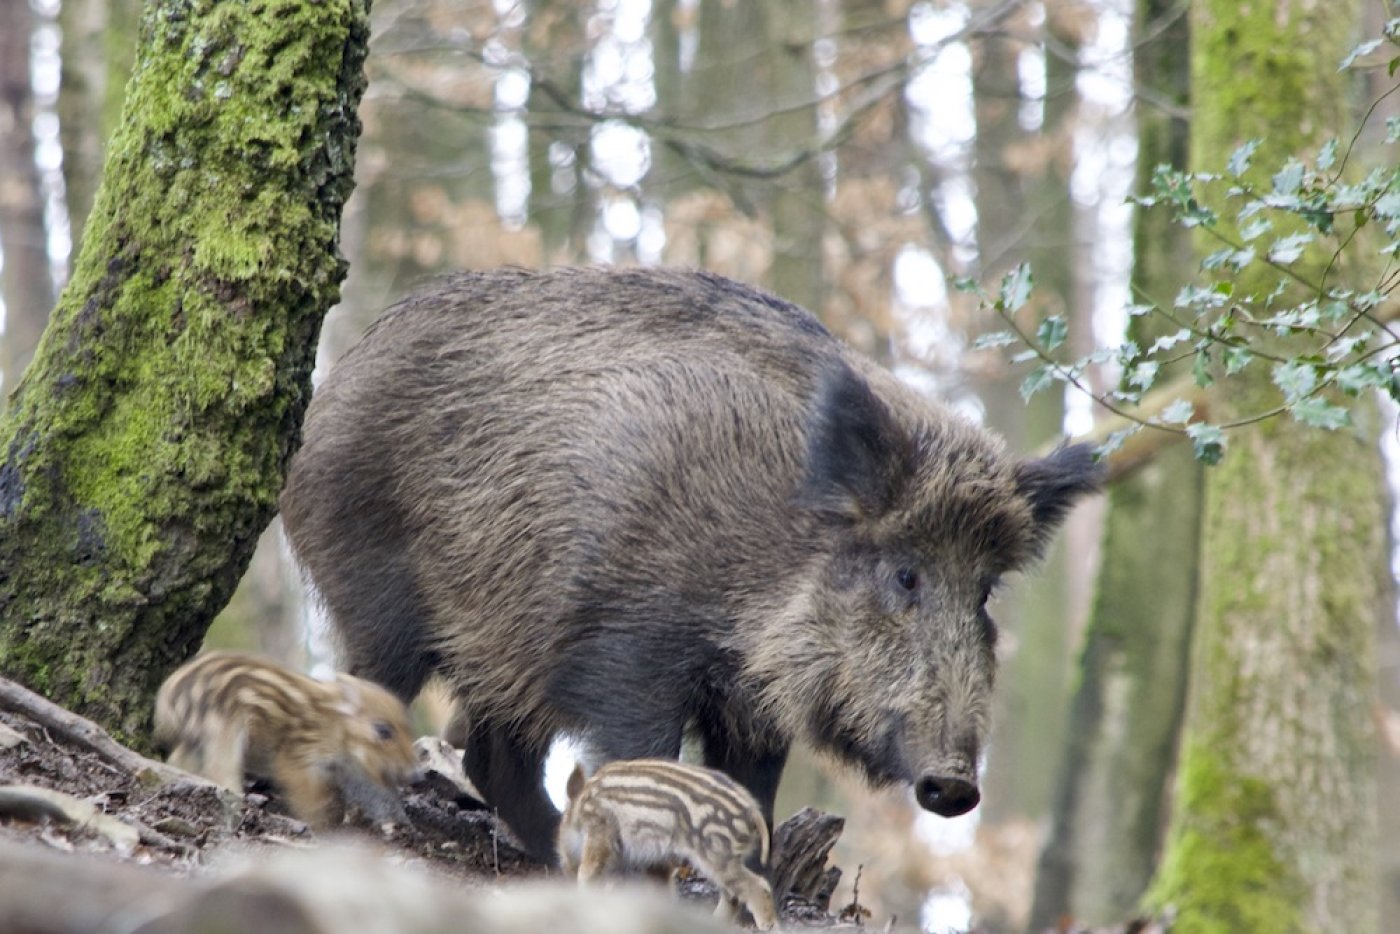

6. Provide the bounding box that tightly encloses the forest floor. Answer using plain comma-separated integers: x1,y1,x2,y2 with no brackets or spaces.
0,678,865,933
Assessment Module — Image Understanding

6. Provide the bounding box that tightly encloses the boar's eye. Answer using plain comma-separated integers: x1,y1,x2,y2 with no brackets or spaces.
374,722,395,741
896,567,919,591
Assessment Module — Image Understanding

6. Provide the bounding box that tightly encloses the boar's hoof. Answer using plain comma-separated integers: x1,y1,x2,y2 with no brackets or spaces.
915,776,980,817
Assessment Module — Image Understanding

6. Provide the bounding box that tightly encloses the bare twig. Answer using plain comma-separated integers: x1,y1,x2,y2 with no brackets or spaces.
0,677,186,787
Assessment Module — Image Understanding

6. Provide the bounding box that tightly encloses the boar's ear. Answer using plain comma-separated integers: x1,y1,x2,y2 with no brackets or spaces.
1014,443,1104,548
803,365,914,519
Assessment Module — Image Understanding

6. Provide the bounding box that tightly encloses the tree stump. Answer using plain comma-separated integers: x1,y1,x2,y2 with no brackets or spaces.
770,807,845,908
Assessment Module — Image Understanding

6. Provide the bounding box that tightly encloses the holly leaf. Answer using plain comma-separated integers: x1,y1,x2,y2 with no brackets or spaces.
1272,159,1305,197
1272,361,1317,403
1128,360,1160,391
999,263,1033,312
971,330,1019,350
1019,365,1054,402
1290,397,1350,429
1223,346,1254,374
1316,138,1339,171
1267,232,1314,264
1239,216,1273,242
1227,139,1261,177
1337,362,1390,395
1186,423,1226,465
1340,38,1383,71
1036,315,1068,351
1159,398,1195,425
1097,425,1142,458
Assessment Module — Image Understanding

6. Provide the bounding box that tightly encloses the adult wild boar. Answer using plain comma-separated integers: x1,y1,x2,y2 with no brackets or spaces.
280,267,1100,861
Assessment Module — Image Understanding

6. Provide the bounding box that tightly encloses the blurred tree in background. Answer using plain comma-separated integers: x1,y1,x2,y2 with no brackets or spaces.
2,0,1397,929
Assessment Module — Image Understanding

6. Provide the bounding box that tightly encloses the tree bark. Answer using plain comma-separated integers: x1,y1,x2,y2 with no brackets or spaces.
1030,1,1196,926
1146,2,1383,931
0,0,56,391
0,0,371,744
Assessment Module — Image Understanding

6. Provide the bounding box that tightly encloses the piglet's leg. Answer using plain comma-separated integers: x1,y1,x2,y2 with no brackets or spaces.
202,719,250,794
576,828,621,885
274,753,340,829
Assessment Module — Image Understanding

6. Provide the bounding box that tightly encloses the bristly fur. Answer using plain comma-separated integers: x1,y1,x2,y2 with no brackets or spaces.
558,758,776,929
154,651,419,827
280,266,1101,860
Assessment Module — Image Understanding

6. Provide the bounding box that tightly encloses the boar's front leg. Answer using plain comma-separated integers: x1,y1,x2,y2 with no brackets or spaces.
461,719,559,865
697,723,788,830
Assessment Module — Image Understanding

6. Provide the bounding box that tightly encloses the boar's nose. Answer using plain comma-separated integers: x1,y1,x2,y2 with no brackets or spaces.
915,775,980,817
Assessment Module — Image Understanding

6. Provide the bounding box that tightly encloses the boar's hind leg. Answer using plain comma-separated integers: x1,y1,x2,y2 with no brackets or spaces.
699,726,787,828
461,719,559,864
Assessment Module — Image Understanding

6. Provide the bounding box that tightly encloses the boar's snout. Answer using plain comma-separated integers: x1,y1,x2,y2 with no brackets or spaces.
915,774,980,817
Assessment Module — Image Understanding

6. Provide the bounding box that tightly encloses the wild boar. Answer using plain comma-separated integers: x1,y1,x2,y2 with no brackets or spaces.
558,758,776,929
279,267,1101,860
154,651,420,827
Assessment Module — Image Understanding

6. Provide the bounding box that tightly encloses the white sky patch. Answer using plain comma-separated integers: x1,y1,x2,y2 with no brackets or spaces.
894,244,948,310
488,7,530,229
592,120,651,188
892,245,964,389
583,0,656,114
1071,0,1137,416
491,116,530,228
602,195,642,241
677,0,700,73
1017,43,1047,133
906,16,975,164
32,5,70,287
921,875,975,934
581,0,655,260
637,203,667,263
906,3,978,269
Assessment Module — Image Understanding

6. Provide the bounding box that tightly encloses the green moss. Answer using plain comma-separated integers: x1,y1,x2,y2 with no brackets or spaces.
1146,742,1304,933
0,0,369,737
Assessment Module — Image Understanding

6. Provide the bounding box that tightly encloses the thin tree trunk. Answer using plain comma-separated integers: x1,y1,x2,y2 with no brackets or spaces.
1030,0,1196,926
0,0,371,744
1146,2,1382,930
0,0,55,391
975,1,1079,824
57,0,139,251
761,1,825,315
524,1,590,259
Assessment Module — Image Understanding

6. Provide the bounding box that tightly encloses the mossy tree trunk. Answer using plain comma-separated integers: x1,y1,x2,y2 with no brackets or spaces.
1146,2,1383,931
0,0,371,744
1030,1,1197,926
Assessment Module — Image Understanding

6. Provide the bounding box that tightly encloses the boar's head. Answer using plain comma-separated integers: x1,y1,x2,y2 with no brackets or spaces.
746,364,1101,818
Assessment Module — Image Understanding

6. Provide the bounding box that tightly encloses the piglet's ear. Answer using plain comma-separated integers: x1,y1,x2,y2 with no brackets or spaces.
1014,443,1104,550
803,365,914,520
331,675,363,718
565,764,587,801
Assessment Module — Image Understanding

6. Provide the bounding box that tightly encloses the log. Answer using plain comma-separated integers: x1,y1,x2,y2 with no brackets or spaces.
0,837,732,934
